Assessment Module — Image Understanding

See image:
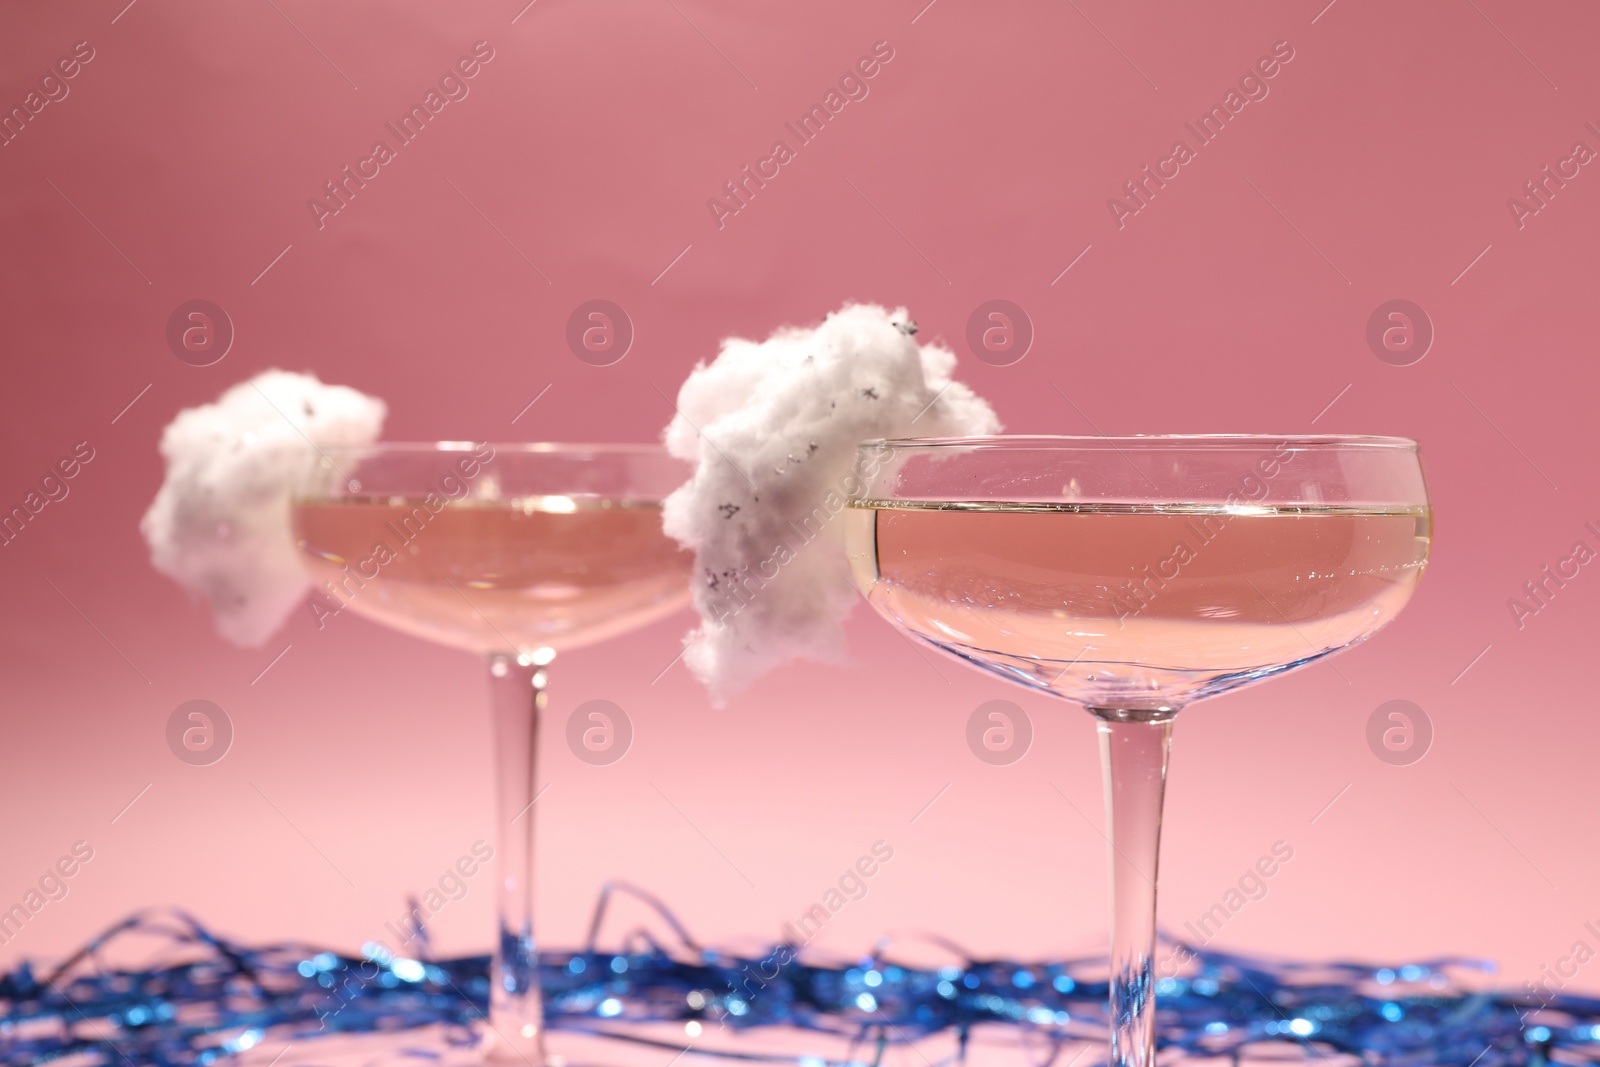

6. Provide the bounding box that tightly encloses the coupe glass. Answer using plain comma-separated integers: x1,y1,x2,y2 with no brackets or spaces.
291,442,694,1063
843,435,1430,1067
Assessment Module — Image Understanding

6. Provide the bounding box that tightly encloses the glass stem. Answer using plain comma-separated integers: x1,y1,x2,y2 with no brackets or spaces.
486,652,550,1065
1092,708,1176,1067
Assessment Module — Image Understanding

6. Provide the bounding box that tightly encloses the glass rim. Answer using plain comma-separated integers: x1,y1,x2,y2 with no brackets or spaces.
313,441,675,458
858,433,1419,451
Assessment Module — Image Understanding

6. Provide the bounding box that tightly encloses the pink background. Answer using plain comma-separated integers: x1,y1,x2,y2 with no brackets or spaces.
2,0,1597,1007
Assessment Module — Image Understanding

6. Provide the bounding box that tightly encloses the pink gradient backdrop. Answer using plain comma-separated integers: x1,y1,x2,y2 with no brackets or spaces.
2,0,1597,1005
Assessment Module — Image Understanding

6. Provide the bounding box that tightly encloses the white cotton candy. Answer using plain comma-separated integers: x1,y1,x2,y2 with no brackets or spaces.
662,303,1001,701
141,370,385,647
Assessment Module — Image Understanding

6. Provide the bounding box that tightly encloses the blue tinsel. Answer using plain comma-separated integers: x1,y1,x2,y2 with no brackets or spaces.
1,884,1593,1067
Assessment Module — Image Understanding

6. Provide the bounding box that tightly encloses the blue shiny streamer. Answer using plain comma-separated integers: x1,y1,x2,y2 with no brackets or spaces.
1,885,1594,1067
